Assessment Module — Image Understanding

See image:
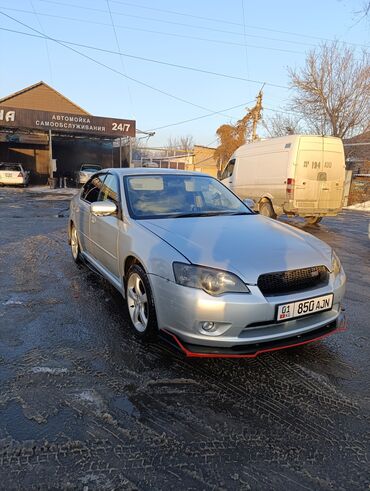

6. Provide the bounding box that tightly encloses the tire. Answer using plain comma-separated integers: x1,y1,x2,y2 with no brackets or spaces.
125,264,158,340
305,216,322,225
70,223,82,264
259,200,276,219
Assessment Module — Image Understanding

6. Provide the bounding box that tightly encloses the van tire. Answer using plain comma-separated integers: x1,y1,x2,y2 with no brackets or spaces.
305,216,323,225
259,200,276,219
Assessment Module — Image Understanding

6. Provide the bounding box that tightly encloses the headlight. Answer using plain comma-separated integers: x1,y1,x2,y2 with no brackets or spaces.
331,250,341,276
173,262,250,296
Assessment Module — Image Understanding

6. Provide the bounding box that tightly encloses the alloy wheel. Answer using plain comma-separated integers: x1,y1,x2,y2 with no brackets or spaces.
71,225,79,260
127,272,148,333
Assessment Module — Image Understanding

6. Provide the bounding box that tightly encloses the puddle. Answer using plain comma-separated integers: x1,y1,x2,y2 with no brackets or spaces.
0,401,85,441
113,395,140,418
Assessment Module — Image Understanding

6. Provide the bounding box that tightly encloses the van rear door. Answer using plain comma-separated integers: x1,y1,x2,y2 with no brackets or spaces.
294,137,345,213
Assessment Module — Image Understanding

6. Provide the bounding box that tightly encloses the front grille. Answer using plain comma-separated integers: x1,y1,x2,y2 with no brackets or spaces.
258,266,329,295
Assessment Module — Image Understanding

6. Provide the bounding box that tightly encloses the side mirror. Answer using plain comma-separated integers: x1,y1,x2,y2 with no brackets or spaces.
91,201,117,217
243,198,255,210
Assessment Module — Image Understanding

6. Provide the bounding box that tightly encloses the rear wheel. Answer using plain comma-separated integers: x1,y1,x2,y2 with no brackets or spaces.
70,223,82,263
125,264,158,340
259,200,276,219
305,216,322,225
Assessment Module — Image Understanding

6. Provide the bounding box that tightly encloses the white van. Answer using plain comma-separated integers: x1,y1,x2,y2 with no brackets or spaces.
221,135,346,224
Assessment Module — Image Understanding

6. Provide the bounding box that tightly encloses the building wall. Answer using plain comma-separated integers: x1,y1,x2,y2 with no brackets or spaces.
348,175,370,205
347,161,370,205
188,145,218,177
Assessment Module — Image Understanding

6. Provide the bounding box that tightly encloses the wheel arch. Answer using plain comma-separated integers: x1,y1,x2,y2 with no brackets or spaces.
258,195,275,211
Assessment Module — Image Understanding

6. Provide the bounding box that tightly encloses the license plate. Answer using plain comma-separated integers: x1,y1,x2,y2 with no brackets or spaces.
277,294,333,322
5,173,12,177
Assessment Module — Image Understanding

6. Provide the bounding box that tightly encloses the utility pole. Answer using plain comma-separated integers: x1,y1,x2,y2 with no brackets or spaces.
252,89,263,142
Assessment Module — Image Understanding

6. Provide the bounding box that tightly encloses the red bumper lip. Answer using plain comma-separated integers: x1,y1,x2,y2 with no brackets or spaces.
160,313,347,359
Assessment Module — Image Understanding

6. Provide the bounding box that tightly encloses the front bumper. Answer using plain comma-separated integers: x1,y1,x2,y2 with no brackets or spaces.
160,312,346,357
149,269,346,350
0,177,26,185
283,201,342,217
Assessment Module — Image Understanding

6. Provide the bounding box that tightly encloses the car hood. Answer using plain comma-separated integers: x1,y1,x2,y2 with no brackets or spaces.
140,215,332,284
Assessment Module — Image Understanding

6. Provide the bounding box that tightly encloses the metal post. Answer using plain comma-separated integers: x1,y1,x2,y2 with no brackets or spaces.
119,137,122,168
129,137,132,167
48,130,53,178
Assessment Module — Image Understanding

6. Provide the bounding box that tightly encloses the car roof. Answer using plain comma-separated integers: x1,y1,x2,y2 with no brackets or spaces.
103,168,209,177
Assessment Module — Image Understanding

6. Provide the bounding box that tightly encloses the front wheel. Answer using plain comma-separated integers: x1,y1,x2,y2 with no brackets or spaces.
125,264,158,340
70,223,82,263
305,216,323,225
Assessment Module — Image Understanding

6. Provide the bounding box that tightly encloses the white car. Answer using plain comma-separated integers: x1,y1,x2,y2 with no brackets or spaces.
78,164,102,186
0,163,30,187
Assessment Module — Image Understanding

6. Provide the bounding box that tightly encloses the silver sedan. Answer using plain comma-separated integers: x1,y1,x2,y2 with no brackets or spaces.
68,169,346,358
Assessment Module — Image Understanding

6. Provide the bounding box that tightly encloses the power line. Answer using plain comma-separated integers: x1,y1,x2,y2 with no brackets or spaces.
105,0,134,116
101,0,369,49
241,0,251,99
29,0,53,84
264,106,302,116
1,12,248,119
36,0,320,49
147,100,256,132
0,6,304,55
0,27,290,90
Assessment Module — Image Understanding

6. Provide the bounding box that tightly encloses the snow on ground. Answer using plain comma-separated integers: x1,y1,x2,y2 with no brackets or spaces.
344,201,370,212
27,185,79,197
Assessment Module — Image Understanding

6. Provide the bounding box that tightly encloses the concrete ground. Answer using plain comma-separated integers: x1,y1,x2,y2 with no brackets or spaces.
0,186,369,490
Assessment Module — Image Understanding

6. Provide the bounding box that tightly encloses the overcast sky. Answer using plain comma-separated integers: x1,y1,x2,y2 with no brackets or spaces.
0,0,368,146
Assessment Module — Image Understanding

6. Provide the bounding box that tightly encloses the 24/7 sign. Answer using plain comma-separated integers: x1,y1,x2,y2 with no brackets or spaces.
0,106,136,138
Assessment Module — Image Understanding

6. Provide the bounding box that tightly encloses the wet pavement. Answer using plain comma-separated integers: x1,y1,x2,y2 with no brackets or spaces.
0,187,369,490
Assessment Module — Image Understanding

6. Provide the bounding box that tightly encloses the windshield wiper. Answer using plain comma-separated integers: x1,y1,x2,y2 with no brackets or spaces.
171,211,249,218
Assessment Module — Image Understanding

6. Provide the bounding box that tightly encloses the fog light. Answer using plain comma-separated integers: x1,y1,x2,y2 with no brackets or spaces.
202,321,215,331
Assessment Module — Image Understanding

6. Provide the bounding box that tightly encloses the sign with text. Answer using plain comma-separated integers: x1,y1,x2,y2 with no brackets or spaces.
0,106,135,138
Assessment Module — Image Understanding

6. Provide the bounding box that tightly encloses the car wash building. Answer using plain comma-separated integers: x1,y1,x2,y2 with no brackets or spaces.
0,81,136,184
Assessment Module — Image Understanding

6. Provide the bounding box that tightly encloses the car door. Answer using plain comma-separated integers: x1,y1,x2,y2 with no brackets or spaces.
89,173,121,279
77,174,106,254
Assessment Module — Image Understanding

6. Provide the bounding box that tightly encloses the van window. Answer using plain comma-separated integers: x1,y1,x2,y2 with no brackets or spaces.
221,159,235,180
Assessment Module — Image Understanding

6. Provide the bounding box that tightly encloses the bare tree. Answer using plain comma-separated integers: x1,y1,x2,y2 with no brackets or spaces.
166,135,194,153
288,42,370,138
262,112,303,137
353,1,370,23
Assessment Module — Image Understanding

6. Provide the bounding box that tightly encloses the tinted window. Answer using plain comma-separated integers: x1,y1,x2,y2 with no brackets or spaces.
100,174,119,204
124,174,250,219
221,159,235,180
81,174,106,203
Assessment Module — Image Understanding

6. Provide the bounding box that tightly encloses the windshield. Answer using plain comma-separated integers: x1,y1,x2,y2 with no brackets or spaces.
81,165,102,172
0,163,22,171
124,174,252,219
